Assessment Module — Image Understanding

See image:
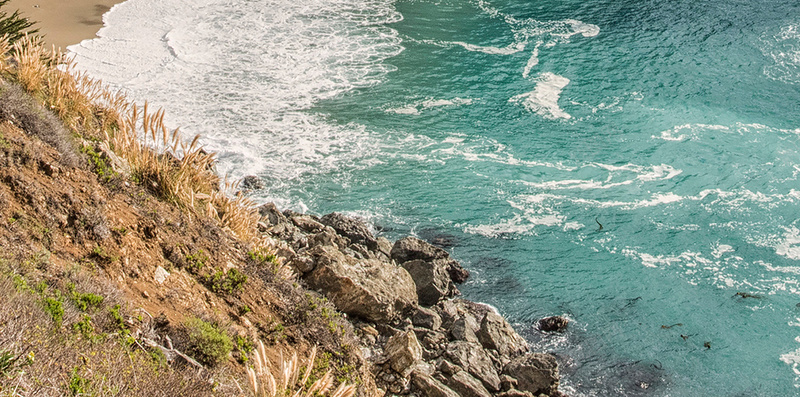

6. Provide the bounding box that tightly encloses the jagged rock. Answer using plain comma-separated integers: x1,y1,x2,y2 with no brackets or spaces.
391,236,447,263
291,215,325,234
320,212,379,251
240,175,265,190
385,330,423,377
450,315,480,343
436,300,460,329
437,359,461,376
287,253,315,274
538,316,569,333
503,353,559,396
308,227,349,249
391,237,469,283
447,263,470,284
446,370,492,397
412,306,442,330
500,374,518,392
413,327,446,351
258,202,288,226
411,371,460,397
497,390,534,397
304,245,418,323
402,259,459,306
269,222,307,249
478,311,529,357
444,341,501,392
377,237,393,258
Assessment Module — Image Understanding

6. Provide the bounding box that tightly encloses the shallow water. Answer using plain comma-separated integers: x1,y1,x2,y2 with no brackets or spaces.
70,0,800,394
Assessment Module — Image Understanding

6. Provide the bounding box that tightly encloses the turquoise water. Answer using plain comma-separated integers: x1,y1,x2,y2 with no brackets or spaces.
70,0,800,394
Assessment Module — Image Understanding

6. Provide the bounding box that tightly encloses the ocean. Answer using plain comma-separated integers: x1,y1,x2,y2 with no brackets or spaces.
69,0,800,395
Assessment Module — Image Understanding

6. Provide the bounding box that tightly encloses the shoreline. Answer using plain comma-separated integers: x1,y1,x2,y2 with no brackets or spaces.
7,0,123,50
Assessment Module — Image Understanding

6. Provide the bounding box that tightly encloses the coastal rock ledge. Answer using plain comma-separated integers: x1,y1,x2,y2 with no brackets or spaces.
259,205,565,397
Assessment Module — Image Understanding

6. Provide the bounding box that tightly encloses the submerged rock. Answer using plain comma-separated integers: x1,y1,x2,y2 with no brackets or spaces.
538,316,569,333
240,175,265,190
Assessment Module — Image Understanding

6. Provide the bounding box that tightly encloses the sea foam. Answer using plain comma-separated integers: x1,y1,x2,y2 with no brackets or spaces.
510,72,572,119
70,0,404,194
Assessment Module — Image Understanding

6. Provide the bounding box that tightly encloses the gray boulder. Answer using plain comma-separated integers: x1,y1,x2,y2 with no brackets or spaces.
450,315,480,343
503,353,559,396
402,259,459,306
304,246,418,323
385,330,423,377
412,306,442,330
290,215,326,234
446,370,492,397
444,341,501,391
478,311,529,357
320,212,379,251
258,202,288,226
412,371,460,397
391,237,469,283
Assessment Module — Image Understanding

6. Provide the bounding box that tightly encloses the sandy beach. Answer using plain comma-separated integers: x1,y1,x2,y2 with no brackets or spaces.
7,0,124,50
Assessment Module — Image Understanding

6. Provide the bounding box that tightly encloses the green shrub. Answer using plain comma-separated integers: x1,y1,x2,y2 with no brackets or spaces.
73,292,104,312
184,318,232,366
0,349,19,378
206,268,247,294
185,250,208,274
43,296,64,327
67,367,91,396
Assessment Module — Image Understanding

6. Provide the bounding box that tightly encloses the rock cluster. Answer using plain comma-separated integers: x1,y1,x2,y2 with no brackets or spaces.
259,205,565,397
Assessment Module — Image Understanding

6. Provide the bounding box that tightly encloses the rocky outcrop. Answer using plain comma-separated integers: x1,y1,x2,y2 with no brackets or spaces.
321,212,379,251
478,311,529,357
258,205,565,397
304,245,418,323
391,237,470,284
385,330,423,377
402,259,459,306
504,353,560,396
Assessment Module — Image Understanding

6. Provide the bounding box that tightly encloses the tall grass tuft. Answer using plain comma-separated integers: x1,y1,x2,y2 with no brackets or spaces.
1,35,267,244
247,340,356,397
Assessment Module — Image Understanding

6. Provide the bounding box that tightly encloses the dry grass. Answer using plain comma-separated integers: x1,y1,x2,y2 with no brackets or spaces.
0,266,237,397
0,35,274,250
247,340,356,397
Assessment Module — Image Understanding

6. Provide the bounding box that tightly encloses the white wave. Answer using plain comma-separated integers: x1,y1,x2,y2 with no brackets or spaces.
556,19,600,38
452,41,527,55
386,97,475,115
510,72,572,119
761,23,800,84
464,213,565,238
70,0,403,183
776,227,800,260
522,41,542,79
